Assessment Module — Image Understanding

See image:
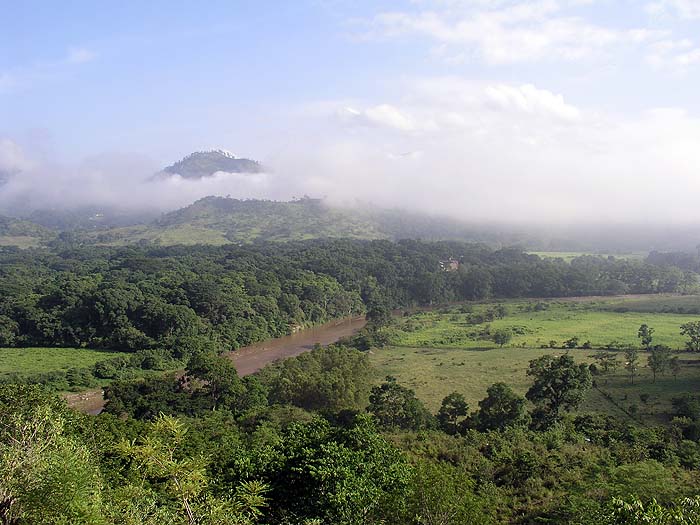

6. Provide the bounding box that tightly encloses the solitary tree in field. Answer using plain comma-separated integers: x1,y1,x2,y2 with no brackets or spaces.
680,321,700,352
647,345,671,383
492,328,512,348
624,347,639,384
638,324,655,351
437,392,468,435
526,354,592,428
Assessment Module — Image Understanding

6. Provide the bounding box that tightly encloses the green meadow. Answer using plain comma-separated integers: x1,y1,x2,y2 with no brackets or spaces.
371,295,700,424
0,347,127,379
528,251,645,261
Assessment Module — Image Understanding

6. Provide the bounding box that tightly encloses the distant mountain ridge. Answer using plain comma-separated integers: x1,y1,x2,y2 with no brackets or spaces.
159,150,264,179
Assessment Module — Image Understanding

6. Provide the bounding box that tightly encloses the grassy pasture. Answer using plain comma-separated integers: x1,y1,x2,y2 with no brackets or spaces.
391,298,698,350
528,251,646,261
0,347,127,379
371,295,700,424
0,235,43,248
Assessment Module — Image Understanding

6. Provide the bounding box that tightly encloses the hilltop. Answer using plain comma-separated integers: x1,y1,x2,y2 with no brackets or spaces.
158,150,264,179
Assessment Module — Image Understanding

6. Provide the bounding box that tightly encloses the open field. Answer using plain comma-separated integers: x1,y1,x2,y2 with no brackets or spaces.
371,295,700,424
0,235,43,248
390,297,699,350
0,347,128,379
528,251,646,262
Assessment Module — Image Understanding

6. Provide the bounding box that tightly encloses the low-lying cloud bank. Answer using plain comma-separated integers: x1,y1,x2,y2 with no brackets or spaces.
2,79,700,227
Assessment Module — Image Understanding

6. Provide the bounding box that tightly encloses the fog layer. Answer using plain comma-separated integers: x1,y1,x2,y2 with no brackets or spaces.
2,81,700,228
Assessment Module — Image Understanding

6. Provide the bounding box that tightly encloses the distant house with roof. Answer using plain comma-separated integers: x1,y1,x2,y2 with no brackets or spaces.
439,258,460,272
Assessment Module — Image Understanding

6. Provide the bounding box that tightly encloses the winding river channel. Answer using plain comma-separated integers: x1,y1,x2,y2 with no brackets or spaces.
65,315,367,415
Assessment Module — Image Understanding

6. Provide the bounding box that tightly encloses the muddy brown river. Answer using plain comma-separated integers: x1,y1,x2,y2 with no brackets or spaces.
65,315,366,415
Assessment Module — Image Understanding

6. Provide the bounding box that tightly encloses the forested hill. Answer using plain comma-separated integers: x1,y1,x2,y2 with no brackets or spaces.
82,196,520,246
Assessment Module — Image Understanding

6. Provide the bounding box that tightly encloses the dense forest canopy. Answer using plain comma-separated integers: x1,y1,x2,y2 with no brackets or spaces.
0,239,694,353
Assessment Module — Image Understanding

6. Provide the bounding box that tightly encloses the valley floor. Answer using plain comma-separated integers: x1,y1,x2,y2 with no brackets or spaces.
372,295,700,425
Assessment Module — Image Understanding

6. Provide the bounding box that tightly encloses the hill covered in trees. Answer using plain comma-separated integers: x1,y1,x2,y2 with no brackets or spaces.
158,150,264,179
81,196,523,246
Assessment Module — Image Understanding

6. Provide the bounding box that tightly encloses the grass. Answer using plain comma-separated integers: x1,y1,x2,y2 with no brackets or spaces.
0,235,43,248
370,295,700,424
391,298,699,350
0,347,128,378
528,251,645,262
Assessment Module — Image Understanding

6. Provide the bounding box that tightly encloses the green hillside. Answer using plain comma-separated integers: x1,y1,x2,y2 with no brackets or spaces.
87,197,387,245
0,215,53,248
82,196,520,246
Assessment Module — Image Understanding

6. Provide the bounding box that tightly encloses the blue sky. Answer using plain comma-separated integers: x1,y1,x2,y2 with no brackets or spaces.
2,0,700,222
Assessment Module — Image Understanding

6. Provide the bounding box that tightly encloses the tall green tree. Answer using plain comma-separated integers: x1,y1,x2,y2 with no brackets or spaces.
592,351,619,375
492,328,512,348
637,324,655,351
185,351,244,411
680,321,700,352
266,415,412,525
368,377,434,430
115,414,268,525
647,345,671,383
526,355,592,428
475,382,528,432
436,392,468,435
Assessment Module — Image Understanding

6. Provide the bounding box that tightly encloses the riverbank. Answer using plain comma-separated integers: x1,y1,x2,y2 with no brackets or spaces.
65,315,366,414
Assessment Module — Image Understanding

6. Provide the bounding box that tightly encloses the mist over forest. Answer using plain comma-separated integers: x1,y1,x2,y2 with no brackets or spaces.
5,2,700,524
2,139,700,252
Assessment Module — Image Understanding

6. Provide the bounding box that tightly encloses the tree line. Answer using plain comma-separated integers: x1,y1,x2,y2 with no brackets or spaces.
1,241,694,352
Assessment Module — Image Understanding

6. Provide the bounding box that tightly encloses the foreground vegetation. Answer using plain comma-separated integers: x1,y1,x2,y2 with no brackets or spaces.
3,339,700,524
3,241,700,523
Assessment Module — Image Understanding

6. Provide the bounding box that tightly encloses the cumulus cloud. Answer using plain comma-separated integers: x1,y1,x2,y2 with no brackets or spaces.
484,83,581,121
268,79,700,226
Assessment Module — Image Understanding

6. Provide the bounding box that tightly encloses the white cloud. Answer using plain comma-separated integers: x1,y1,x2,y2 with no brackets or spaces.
0,147,273,214
647,0,700,19
646,38,700,69
4,74,700,227
0,139,33,175
484,83,581,120
263,78,700,225
368,1,658,64
341,104,418,131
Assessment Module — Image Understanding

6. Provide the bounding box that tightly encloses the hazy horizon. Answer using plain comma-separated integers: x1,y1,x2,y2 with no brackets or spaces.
3,1,700,227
